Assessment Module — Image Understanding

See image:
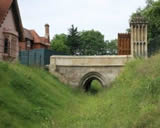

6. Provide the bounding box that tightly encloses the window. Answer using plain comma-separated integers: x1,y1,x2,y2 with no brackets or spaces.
26,40,31,49
4,38,9,54
3,34,18,58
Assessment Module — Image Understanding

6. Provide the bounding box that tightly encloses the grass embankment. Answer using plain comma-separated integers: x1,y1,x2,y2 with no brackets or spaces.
0,54,160,128
0,62,78,128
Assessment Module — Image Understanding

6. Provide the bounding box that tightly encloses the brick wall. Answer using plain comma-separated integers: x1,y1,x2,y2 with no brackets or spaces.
33,43,48,49
19,42,26,51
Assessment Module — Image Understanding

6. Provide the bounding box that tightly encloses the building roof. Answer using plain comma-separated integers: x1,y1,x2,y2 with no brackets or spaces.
30,30,41,43
24,28,33,40
40,37,49,44
0,0,24,41
30,30,50,46
0,0,13,26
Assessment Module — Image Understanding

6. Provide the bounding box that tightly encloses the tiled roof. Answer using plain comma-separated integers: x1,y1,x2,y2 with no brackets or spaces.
0,0,13,26
30,30,41,43
24,28,33,40
0,0,24,41
30,30,50,45
40,37,49,44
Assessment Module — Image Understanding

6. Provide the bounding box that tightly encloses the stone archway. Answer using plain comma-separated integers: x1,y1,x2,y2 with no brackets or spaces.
79,72,105,91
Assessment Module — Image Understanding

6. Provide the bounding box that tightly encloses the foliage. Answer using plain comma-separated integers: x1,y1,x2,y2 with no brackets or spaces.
51,25,117,55
79,30,106,55
131,0,160,55
105,39,118,55
66,25,81,55
51,34,70,54
146,0,154,7
1,53,160,127
0,62,74,128
143,0,160,55
88,80,103,95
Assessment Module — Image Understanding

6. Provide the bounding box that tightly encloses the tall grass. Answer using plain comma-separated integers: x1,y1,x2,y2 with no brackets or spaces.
0,62,77,128
0,53,160,128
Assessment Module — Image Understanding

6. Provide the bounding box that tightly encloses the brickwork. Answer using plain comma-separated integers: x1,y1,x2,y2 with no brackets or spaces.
32,43,48,49
19,42,26,51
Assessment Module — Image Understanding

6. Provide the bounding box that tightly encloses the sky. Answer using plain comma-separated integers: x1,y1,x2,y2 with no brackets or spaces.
18,0,146,40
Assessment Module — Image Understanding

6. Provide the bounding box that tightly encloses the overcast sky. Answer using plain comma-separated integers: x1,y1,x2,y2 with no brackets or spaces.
18,0,146,40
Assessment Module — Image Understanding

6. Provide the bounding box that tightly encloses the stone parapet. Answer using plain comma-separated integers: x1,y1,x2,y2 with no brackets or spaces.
50,55,132,67
49,55,133,88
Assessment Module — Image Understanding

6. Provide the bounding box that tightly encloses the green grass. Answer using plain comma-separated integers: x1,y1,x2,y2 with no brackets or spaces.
0,53,160,128
0,62,76,128
87,80,103,94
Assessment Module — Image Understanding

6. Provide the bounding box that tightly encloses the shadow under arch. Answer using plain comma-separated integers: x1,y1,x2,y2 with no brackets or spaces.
79,72,105,92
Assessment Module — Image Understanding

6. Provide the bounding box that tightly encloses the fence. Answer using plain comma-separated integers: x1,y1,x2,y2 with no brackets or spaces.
19,48,65,66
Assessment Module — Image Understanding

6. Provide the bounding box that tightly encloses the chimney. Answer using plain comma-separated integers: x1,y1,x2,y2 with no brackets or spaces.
45,24,50,43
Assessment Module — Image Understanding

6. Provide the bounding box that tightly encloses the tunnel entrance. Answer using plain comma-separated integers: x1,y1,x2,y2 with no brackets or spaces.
80,72,105,94
84,79,103,94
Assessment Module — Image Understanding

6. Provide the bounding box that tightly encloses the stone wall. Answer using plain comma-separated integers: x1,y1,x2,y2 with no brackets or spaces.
49,55,132,88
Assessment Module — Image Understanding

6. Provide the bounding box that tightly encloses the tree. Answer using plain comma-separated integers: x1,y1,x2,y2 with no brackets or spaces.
146,0,154,7
143,0,160,55
51,25,117,56
80,30,106,55
106,39,118,55
126,28,131,33
51,34,70,54
130,0,160,55
66,25,81,55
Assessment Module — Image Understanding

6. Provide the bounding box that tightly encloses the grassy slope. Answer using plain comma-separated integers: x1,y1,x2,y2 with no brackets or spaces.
0,54,160,128
0,62,78,128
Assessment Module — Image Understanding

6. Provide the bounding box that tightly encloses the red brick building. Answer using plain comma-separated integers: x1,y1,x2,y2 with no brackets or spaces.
118,33,131,55
19,28,33,51
0,0,24,61
19,24,50,51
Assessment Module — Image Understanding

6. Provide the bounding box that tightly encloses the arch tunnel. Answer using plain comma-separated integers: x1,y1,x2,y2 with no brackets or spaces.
79,72,105,92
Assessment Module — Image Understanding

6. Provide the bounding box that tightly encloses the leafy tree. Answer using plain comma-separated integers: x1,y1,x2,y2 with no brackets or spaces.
130,0,160,55
143,0,160,55
126,28,131,33
66,25,81,55
51,34,70,54
80,30,106,55
51,25,117,56
146,0,154,7
106,39,118,55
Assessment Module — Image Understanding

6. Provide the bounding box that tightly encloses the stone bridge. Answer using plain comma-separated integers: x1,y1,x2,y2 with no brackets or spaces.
49,55,132,90
48,16,149,90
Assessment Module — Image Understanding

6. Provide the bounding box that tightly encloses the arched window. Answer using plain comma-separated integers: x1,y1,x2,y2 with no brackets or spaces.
4,38,9,54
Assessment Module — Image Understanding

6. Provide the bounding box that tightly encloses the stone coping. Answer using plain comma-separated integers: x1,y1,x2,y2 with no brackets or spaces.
50,55,132,67
51,55,132,59
55,65,125,67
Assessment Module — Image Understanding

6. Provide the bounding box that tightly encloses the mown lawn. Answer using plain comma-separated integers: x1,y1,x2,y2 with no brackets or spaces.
0,54,160,128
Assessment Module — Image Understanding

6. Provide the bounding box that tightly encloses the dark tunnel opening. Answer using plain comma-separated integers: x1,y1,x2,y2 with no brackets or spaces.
83,78,103,94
